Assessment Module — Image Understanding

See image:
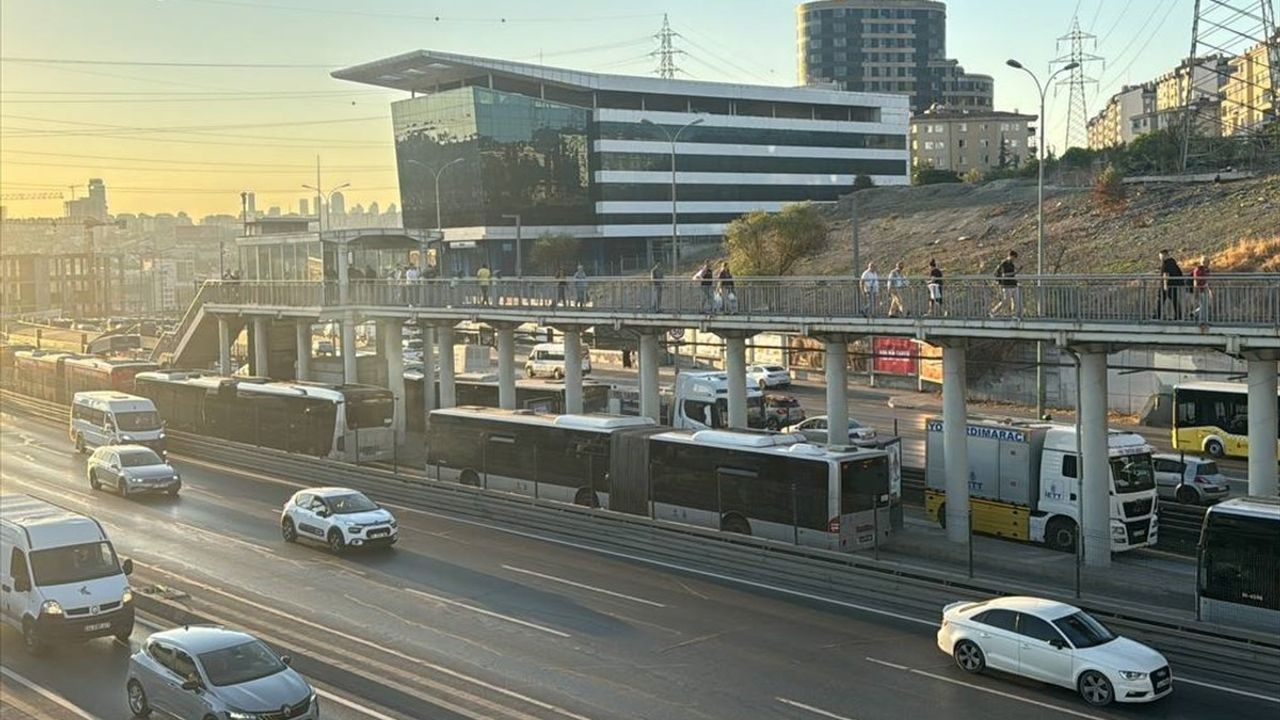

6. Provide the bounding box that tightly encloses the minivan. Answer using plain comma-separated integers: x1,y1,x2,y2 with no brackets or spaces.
1,495,135,652
70,391,166,457
524,343,591,379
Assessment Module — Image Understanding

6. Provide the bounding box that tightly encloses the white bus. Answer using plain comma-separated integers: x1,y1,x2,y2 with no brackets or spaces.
70,391,166,457
1198,496,1280,633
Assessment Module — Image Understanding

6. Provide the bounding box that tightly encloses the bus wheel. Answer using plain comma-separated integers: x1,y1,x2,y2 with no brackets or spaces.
75,434,86,453
721,514,751,535
1046,518,1077,553
1205,439,1225,458
459,469,481,487
1176,485,1198,504
574,488,599,508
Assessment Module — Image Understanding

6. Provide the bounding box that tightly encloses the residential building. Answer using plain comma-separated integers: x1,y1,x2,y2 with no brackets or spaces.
797,0,993,113
64,178,108,222
329,191,346,216
0,252,127,317
332,49,910,273
1087,83,1156,150
1153,56,1231,136
911,108,1037,172
1222,33,1278,135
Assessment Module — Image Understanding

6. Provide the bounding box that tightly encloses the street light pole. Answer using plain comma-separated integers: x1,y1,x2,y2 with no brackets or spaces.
1007,58,1078,419
301,182,351,233
409,158,464,273
641,117,704,271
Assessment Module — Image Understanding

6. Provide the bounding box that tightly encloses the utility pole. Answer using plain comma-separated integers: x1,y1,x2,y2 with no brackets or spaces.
315,156,324,231
851,192,860,278
1053,16,1104,152
651,13,684,79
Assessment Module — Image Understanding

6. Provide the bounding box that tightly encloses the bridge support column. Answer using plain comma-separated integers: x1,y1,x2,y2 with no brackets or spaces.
497,325,516,410
420,325,436,420
563,327,584,415
725,335,748,428
252,317,269,377
381,320,405,442
639,332,661,423
437,323,456,408
1246,356,1278,497
942,342,970,544
217,317,231,375
824,340,849,446
341,312,358,384
1078,350,1111,568
295,321,310,381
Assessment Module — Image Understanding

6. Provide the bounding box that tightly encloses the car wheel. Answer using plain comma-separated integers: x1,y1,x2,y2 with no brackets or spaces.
553,368,564,380
1078,670,1114,706
282,517,298,543
75,434,86,453
89,470,101,491
525,367,535,378
327,529,346,554
1175,485,1198,504
574,487,600,508
1205,439,1225,458
21,620,43,655
126,679,151,718
758,379,767,390
953,640,985,673
1046,518,1078,553
459,469,481,487
115,624,134,644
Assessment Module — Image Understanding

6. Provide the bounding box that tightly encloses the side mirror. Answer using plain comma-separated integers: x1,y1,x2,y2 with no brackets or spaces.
122,558,134,576
314,509,329,518
181,677,201,691
1049,638,1067,650
280,655,292,666
13,575,31,593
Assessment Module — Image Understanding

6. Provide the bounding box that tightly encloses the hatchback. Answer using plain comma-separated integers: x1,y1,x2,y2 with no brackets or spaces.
1151,453,1230,504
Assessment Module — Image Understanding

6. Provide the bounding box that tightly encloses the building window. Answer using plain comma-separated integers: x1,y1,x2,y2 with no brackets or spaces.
958,123,967,132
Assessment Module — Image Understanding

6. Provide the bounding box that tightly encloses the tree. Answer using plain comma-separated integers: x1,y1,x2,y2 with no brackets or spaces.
852,174,875,192
724,202,828,276
530,232,580,274
996,134,1010,169
961,168,984,184
912,166,962,185
1092,164,1127,211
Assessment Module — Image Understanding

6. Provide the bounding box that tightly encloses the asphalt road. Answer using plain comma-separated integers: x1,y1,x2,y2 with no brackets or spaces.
1,411,1273,720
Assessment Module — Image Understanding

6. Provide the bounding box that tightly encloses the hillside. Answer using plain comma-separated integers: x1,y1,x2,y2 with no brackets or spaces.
799,174,1279,276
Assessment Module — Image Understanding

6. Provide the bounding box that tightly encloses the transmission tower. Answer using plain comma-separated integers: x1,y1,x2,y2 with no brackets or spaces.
1180,0,1279,171
651,13,684,79
1053,15,1105,151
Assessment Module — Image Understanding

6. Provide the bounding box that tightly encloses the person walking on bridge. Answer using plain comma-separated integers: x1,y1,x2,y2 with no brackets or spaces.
886,261,907,317
573,264,588,308
860,261,880,317
989,250,1020,318
926,258,944,316
695,261,714,312
553,267,568,309
1191,256,1211,323
476,263,491,306
1156,249,1183,320
650,262,665,311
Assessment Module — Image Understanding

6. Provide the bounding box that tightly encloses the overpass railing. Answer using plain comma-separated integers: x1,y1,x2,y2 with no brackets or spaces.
202,275,1280,327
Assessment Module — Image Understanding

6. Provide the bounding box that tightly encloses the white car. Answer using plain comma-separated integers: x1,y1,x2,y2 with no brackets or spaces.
1151,453,1230,505
937,596,1172,706
280,487,398,553
746,364,792,390
783,415,875,444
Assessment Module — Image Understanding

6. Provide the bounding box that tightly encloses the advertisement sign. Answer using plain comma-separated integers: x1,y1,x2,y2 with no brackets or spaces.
872,337,917,376
918,341,944,386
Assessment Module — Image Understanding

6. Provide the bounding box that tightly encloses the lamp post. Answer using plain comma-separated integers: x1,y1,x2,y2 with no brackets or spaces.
640,117,704,270
409,158,464,273
301,182,350,231
1006,58,1078,419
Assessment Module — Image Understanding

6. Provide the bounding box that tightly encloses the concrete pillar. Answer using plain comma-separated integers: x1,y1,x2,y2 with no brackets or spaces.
217,316,231,375
563,328,583,415
942,344,971,543
295,321,310,381
725,335,748,429
381,320,405,442
1247,358,1279,497
421,325,436,418
824,340,849,446
639,333,661,422
341,311,358,385
337,249,350,305
1079,351,1112,568
496,326,516,410
437,324,456,408
252,317,269,377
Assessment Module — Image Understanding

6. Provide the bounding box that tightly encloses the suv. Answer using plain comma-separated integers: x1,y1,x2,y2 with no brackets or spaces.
1152,453,1230,504
127,626,317,719
281,487,398,553
762,394,805,430
88,445,181,498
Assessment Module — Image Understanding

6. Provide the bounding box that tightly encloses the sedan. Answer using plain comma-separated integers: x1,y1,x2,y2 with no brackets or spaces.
937,596,1172,706
1152,453,1230,504
783,415,875,444
746,364,792,390
127,626,317,719
87,444,181,498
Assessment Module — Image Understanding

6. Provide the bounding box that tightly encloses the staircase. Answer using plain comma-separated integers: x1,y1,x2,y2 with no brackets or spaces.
152,283,243,369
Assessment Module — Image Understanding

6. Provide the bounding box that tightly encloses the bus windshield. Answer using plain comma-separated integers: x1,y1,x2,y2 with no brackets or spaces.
30,541,122,586
1110,453,1155,494
1200,511,1280,610
345,392,393,429
840,455,889,515
116,411,161,431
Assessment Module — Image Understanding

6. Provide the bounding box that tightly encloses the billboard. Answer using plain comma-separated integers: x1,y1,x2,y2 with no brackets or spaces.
919,341,944,385
872,336,917,376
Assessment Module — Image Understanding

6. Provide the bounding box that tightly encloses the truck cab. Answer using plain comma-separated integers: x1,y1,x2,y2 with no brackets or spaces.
672,372,765,430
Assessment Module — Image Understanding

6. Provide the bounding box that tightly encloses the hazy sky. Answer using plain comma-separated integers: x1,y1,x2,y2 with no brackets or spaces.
0,0,1225,217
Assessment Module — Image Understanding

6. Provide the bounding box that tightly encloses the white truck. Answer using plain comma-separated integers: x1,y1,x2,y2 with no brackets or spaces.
924,418,1159,553
611,371,766,430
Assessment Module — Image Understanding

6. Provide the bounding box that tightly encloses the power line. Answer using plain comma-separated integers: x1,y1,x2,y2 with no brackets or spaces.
1097,0,1136,46
0,159,397,175
1097,1,1180,93
1054,15,1105,150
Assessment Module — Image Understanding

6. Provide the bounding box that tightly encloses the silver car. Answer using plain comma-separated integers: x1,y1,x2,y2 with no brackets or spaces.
1151,453,1230,504
88,445,181,498
783,415,876,444
127,626,317,719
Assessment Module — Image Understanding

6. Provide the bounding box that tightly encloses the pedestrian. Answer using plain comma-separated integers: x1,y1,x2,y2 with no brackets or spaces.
622,348,633,368
989,250,1020,318
926,258,944,316
573,264,588,307
491,268,503,306
695,261,714,312
886,261,907,317
554,267,568,309
715,261,737,314
860,261,880,316
476,262,491,306
1191,255,1211,323
650,262,664,311
1156,249,1183,320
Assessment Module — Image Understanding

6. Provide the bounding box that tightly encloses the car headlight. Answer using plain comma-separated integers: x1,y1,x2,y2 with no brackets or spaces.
1118,670,1148,680
129,476,143,483
159,431,166,439
345,522,365,530
122,434,134,441
389,518,398,528
40,599,64,616
122,588,134,604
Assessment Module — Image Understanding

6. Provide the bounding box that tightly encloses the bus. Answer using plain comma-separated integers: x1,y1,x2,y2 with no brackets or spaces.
11,351,89,404
1198,496,1280,633
426,406,892,551
134,371,395,463
403,372,611,432
63,357,157,397
1173,381,1280,459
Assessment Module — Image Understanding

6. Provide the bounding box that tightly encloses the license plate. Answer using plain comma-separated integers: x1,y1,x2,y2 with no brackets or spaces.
1134,529,1146,539
84,622,111,632
368,530,389,538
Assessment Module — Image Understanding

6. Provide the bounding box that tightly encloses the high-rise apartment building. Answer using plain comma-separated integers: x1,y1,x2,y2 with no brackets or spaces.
1221,33,1278,135
797,0,993,113
299,198,310,216
64,178,108,221
329,191,346,217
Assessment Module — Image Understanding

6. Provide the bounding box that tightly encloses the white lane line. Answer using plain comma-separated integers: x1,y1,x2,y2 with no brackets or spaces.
775,697,857,720
1176,676,1280,704
403,586,571,638
316,688,403,720
0,665,101,720
501,564,667,608
139,563,593,720
862,656,910,671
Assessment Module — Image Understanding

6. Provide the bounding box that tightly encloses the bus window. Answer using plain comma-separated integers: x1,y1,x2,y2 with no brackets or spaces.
841,456,889,515
1201,513,1280,611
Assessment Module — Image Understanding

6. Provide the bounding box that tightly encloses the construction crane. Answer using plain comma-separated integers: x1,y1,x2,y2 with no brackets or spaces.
0,192,64,200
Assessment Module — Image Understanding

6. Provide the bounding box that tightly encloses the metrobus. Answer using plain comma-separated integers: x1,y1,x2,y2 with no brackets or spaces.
1173,381,1280,459
134,370,395,462
426,406,892,551
11,350,89,404
1198,496,1280,634
403,373,611,432
63,356,157,396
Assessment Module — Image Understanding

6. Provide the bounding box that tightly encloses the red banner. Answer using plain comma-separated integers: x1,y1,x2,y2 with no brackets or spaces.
872,336,917,376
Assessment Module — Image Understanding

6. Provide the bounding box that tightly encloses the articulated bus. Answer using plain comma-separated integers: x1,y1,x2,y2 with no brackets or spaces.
135,371,395,463
403,372,611,432
63,357,157,397
1173,381,1280,459
427,406,892,551
1198,496,1280,634
11,351,90,403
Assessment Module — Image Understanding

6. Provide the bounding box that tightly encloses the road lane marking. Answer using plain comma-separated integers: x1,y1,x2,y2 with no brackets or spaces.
776,697,857,720
316,688,403,720
0,665,101,720
501,564,667,607
862,656,910,670
403,587,571,638
1175,676,1280,704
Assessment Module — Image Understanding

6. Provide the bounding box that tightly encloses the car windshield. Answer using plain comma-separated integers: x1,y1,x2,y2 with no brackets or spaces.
1052,611,1116,649
1110,453,1156,493
765,366,786,372
29,541,121,586
119,449,163,467
116,411,161,431
848,419,866,429
198,640,287,687
327,493,378,514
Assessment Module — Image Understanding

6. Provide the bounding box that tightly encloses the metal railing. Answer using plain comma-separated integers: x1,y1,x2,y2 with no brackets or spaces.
199,274,1280,328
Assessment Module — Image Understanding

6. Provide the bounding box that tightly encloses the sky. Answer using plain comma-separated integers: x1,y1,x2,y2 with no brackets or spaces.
0,0,1237,218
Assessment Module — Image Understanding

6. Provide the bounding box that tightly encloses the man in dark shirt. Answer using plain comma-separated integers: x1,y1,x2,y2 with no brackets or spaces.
1157,249,1183,320
989,250,1020,317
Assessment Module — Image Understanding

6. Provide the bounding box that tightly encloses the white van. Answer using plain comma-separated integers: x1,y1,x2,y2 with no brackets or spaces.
1,495,135,652
524,343,591,379
70,391,166,457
